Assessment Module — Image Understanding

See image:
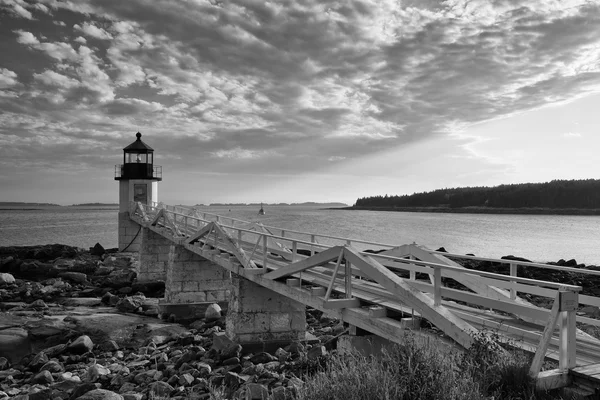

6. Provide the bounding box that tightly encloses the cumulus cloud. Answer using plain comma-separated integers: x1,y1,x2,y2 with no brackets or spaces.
74,22,113,40
33,70,80,89
2,0,33,19
3,0,600,180
0,68,19,89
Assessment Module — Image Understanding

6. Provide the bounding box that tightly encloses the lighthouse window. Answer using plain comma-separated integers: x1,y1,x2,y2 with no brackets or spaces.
127,153,148,163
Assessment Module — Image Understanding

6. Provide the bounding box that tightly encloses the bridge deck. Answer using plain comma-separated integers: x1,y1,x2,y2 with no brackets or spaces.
129,202,600,389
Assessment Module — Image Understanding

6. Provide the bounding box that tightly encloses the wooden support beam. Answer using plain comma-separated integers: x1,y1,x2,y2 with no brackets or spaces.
321,298,361,309
263,246,346,280
529,293,561,378
342,246,476,349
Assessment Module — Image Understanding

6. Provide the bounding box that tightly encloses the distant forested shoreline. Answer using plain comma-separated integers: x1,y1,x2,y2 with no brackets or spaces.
349,179,600,215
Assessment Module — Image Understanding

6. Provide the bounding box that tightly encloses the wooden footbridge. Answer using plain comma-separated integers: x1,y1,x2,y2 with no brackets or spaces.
129,201,600,392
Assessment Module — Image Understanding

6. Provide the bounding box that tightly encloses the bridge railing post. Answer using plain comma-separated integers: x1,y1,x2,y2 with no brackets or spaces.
509,262,518,300
559,290,578,371
433,265,442,306
529,289,579,379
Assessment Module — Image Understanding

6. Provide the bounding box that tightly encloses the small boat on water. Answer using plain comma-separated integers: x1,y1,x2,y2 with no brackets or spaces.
258,203,265,215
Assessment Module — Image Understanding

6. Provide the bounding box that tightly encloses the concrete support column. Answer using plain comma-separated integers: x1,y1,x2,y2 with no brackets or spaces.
164,245,231,304
159,245,231,322
226,275,306,348
118,212,142,252
138,227,170,282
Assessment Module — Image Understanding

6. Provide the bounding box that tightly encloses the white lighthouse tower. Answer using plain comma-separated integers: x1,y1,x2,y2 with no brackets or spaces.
114,132,162,252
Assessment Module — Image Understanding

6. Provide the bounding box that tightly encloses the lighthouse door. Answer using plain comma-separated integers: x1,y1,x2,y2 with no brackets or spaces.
133,184,148,204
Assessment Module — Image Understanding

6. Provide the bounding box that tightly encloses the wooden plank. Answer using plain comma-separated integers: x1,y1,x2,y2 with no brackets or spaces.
321,298,361,309
342,246,476,348
405,279,552,325
210,223,259,270
536,369,571,391
263,246,345,280
570,363,600,377
529,294,561,377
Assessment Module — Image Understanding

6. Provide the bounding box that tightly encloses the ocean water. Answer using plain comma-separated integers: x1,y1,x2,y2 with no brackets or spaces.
1,205,599,265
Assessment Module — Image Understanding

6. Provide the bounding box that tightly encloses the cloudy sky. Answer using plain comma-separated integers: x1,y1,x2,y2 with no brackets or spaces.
1,0,599,206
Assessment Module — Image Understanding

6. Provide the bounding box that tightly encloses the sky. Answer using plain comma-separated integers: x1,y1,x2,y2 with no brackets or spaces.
1,0,600,206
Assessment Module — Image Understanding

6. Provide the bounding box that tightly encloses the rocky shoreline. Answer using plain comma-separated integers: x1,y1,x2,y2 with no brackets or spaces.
0,244,342,400
2,243,600,400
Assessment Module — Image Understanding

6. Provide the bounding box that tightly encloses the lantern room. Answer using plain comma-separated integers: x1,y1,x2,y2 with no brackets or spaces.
115,132,162,181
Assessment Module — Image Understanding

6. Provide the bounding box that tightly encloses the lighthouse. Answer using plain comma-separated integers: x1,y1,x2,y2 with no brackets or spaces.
114,132,162,251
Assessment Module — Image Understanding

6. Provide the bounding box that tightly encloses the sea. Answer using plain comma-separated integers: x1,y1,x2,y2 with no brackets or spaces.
1,204,599,265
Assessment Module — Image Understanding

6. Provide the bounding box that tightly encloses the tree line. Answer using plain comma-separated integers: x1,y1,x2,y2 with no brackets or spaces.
354,179,600,209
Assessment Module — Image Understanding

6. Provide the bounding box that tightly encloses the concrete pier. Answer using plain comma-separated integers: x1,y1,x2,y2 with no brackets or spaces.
137,227,170,282
226,275,306,349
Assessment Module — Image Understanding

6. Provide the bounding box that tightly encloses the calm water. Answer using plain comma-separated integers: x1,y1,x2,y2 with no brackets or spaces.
1,205,599,264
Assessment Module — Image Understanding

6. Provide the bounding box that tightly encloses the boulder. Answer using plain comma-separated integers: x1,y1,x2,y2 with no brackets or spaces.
75,389,123,400
148,381,173,397
0,327,31,364
67,335,94,354
115,296,143,313
31,369,54,384
90,243,105,257
204,303,222,321
0,273,15,284
58,272,88,284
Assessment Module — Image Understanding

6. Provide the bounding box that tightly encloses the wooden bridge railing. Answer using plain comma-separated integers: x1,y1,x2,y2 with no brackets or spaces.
133,202,590,381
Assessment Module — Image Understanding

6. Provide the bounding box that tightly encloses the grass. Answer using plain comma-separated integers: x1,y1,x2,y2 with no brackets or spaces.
297,331,563,400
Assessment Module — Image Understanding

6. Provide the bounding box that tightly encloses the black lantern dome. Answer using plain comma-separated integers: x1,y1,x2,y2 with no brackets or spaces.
114,132,162,181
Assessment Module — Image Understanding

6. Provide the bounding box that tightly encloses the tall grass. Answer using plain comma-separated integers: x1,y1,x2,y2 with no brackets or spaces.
297,331,561,400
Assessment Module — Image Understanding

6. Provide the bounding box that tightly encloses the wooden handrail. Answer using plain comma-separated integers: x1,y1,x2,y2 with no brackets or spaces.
132,201,583,293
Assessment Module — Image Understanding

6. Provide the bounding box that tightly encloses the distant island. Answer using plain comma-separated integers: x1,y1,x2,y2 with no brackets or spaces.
70,203,118,207
202,202,348,207
346,179,600,215
0,202,61,207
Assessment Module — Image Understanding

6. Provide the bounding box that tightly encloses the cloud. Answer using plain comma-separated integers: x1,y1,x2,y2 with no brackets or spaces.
211,147,272,159
33,70,80,89
0,68,19,89
3,0,600,184
563,132,582,138
74,22,113,40
2,0,33,19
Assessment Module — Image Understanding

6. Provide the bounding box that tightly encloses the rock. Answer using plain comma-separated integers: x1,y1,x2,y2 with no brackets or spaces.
212,332,238,352
436,247,447,253
98,340,119,352
500,255,532,263
90,243,105,257
84,364,111,383
0,273,15,284
274,348,289,362
28,352,49,371
0,327,31,364
307,345,327,360
0,357,8,370
41,343,67,358
67,335,94,354
221,344,243,360
75,389,123,400
101,292,119,306
250,352,277,364
148,381,173,397
40,360,63,373
204,303,222,321
115,296,143,313
271,386,295,400
121,395,142,400
28,299,48,309
245,383,269,399
31,369,54,384
59,271,88,284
